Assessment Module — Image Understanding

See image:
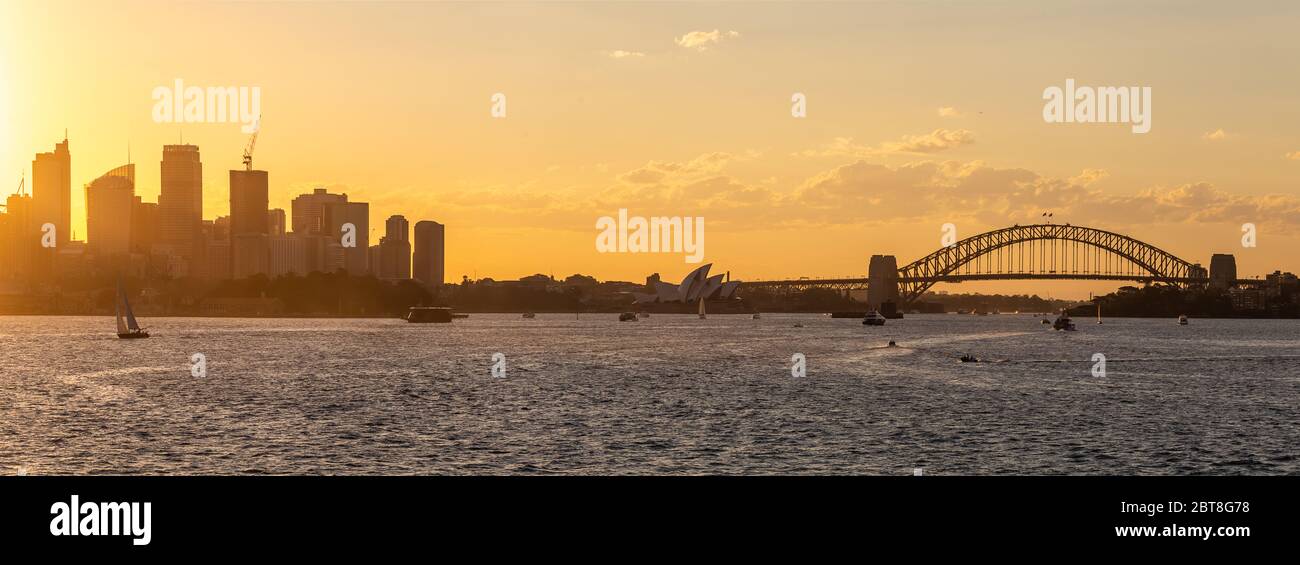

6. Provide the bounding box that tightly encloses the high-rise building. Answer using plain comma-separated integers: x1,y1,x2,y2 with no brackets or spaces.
158,145,203,262
84,164,135,259
378,215,411,279
131,196,158,255
32,137,71,248
322,201,369,275
268,208,286,236
230,169,270,279
413,220,445,287
1,192,35,278
291,188,347,235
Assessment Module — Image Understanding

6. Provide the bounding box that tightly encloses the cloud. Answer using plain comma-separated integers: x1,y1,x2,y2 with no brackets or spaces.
1285,151,1300,160
605,50,645,59
1202,128,1230,141
674,29,741,51
799,130,976,158
881,129,976,154
937,106,962,118
417,150,1300,238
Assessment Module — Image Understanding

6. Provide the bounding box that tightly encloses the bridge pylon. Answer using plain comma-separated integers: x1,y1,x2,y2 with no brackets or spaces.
866,255,899,308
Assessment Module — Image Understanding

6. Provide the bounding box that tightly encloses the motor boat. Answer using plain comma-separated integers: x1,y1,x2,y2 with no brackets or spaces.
1178,314,1189,325
862,310,887,326
1052,309,1076,331
619,312,638,321
522,312,536,319
752,313,761,320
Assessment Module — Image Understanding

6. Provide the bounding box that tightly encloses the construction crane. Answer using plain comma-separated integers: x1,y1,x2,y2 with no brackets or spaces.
1,175,24,211
241,115,262,171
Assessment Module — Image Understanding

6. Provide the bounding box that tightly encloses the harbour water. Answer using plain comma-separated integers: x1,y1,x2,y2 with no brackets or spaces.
2,314,1297,475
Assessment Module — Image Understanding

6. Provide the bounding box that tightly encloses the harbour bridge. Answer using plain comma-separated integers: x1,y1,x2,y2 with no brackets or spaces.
744,223,1256,306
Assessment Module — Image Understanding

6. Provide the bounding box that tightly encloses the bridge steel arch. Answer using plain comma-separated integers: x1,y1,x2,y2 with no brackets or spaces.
896,224,1205,304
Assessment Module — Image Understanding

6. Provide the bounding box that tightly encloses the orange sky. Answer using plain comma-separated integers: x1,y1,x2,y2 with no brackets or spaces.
3,1,1298,298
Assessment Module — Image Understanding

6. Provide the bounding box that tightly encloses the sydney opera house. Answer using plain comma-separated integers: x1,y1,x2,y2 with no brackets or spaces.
631,263,747,312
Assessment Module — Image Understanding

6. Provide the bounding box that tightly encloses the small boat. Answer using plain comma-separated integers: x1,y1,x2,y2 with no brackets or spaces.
960,354,978,363
407,307,454,323
887,340,897,348
619,312,638,322
1040,319,1051,325
522,312,536,319
1178,314,1189,325
752,313,761,320
698,298,706,320
115,282,149,339
793,323,804,328
452,313,469,319
1052,309,1076,331
862,310,887,326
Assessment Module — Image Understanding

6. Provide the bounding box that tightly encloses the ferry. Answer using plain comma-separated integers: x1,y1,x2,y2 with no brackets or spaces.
862,310,887,326
406,307,454,323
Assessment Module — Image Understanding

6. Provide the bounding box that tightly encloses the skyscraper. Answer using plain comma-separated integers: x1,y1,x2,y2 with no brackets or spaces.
378,214,411,279
291,188,347,235
230,169,270,279
413,220,445,287
268,208,286,236
32,137,71,248
84,164,135,259
159,144,203,270
322,201,369,275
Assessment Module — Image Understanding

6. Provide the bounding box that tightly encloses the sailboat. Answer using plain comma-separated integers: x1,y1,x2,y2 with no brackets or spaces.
116,283,149,339
698,298,706,319
1096,303,1103,324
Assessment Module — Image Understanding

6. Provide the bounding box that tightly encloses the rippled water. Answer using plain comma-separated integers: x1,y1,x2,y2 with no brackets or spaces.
1,314,1297,475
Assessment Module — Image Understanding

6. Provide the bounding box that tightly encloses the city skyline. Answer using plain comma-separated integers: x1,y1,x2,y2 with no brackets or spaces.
3,1,1300,297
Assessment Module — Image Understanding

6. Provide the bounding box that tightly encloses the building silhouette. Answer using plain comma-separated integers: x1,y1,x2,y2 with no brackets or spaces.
84,163,135,260
377,214,410,279
229,169,270,278
32,137,71,249
413,220,444,286
291,188,346,235
158,145,203,275
322,201,369,275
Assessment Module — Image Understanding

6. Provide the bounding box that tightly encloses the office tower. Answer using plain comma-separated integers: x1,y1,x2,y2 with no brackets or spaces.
32,137,71,248
268,208,286,236
158,145,203,262
230,169,270,279
378,215,411,279
413,220,445,287
291,188,347,235
322,201,369,275
131,196,158,254
1,193,35,278
270,234,308,276
84,164,135,258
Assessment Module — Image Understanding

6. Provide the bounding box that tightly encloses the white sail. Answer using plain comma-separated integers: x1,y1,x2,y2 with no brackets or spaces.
123,292,141,331
115,288,128,334
698,297,706,319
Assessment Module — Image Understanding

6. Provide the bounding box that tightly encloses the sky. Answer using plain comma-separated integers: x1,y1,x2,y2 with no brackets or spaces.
2,0,1298,298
